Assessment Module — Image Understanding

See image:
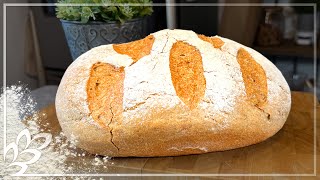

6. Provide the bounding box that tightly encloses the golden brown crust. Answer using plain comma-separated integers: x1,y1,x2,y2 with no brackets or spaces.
237,48,268,107
87,62,125,128
113,35,155,63
169,41,206,109
113,100,275,157
55,29,291,157
198,34,224,49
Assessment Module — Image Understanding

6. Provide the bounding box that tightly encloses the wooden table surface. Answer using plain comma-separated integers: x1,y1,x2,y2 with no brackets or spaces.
29,91,320,179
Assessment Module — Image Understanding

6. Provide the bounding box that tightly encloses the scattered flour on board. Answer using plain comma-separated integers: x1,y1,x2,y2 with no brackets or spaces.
0,85,112,179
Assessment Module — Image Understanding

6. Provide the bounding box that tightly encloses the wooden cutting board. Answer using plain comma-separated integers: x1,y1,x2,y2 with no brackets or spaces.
28,91,320,178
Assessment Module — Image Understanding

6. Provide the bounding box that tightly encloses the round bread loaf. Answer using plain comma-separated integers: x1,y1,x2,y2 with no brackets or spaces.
55,29,291,157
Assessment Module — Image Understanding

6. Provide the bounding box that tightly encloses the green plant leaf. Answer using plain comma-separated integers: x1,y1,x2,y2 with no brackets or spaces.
56,0,153,22
80,6,94,23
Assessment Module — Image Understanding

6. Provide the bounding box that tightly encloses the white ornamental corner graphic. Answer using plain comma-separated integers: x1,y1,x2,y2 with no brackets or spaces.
4,129,52,175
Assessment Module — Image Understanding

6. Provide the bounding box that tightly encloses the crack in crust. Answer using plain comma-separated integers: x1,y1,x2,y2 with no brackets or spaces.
87,62,124,151
123,93,161,113
161,32,170,53
109,103,119,151
256,105,271,121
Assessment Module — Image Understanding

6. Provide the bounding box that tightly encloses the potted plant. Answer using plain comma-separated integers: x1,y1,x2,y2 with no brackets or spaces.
56,0,153,60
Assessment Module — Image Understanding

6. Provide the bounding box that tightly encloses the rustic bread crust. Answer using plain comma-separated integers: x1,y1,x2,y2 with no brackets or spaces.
55,29,291,157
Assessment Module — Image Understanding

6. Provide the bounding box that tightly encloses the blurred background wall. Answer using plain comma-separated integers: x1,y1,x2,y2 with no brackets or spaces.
0,0,38,89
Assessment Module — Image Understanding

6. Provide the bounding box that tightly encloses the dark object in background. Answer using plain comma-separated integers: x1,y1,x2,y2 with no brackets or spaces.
291,0,318,46
256,7,284,46
218,0,262,47
256,24,281,46
42,0,57,16
291,0,319,14
292,73,308,91
146,0,167,34
176,0,218,36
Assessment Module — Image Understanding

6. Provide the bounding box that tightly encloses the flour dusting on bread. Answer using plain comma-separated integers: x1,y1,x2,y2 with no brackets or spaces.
55,29,291,157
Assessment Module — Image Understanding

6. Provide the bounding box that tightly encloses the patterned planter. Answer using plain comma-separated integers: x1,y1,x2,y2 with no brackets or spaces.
60,18,147,60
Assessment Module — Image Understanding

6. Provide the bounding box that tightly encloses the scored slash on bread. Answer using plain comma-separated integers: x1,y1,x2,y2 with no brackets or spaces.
113,35,155,64
169,41,206,110
55,29,291,157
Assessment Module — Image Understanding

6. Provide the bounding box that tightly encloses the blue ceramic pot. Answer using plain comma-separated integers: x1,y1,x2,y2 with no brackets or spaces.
60,18,147,60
